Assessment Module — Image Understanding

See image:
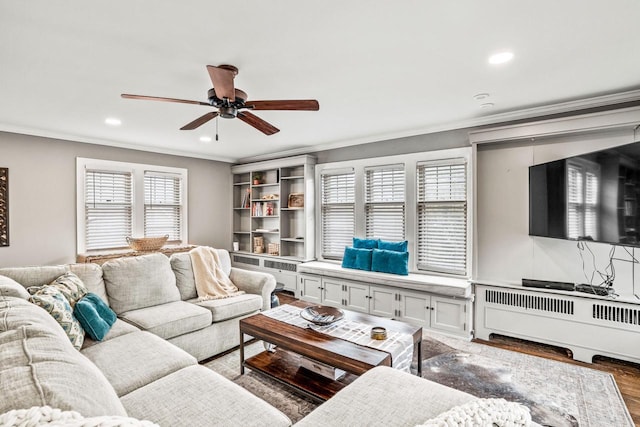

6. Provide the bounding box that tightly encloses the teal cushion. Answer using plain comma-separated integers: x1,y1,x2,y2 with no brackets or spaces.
74,293,117,341
378,239,408,252
342,247,373,271
353,237,378,249
371,249,409,275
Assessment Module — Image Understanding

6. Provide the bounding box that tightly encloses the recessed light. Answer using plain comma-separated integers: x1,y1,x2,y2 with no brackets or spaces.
480,102,495,109
104,117,122,126
488,51,514,65
199,136,212,143
473,93,490,101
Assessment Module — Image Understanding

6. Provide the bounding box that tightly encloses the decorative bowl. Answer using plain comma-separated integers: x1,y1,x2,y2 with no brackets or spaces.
126,235,168,252
301,305,344,325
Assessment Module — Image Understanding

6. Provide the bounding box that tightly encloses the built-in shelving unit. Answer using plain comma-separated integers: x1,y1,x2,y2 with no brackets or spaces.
231,155,316,292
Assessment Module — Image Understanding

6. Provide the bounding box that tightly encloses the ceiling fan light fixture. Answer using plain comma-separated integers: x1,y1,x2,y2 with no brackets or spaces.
199,136,212,143
219,106,237,119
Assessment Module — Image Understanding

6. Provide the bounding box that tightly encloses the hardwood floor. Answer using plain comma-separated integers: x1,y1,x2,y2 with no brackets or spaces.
276,292,640,424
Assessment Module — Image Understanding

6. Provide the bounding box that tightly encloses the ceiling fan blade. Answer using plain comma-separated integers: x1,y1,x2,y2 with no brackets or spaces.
180,111,219,130
245,100,320,111
237,111,280,135
121,94,210,106
206,65,237,101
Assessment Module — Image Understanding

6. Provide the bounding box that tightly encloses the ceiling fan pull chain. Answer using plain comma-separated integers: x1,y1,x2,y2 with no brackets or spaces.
216,115,219,141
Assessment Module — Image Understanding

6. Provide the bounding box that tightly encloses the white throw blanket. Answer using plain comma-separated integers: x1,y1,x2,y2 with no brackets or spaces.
0,406,159,427
417,398,538,427
189,246,244,301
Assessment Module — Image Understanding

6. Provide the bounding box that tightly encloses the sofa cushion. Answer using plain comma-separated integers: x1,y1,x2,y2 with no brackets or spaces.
81,330,196,396
28,285,85,350
189,293,262,322
74,293,117,341
0,275,30,299
121,365,291,427
102,253,180,314
119,301,212,339
0,265,66,288
0,296,126,417
169,252,198,300
295,366,475,427
81,318,140,349
68,263,108,304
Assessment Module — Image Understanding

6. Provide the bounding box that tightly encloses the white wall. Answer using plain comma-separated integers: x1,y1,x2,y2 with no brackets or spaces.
0,131,231,267
476,128,640,301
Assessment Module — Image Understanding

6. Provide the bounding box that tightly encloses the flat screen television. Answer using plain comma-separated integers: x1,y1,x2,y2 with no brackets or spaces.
529,140,640,247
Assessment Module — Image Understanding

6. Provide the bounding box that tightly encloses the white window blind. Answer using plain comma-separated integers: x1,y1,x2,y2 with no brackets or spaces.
417,159,467,275
365,164,405,241
321,169,355,259
144,172,182,240
85,170,132,250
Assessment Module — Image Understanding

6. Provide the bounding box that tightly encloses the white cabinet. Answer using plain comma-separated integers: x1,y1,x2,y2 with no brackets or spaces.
369,285,396,318
298,274,322,304
298,274,472,337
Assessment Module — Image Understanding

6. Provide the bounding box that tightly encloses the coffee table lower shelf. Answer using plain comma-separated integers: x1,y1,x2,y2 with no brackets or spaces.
244,349,358,402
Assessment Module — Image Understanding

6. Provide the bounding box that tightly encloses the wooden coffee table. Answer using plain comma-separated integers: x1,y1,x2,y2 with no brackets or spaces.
239,300,422,401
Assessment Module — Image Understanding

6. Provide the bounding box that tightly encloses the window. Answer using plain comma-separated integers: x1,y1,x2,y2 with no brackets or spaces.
567,160,599,240
144,172,183,240
84,170,132,250
364,164,405,241
321,169,355,259
416,159,467,275
77,158,187,252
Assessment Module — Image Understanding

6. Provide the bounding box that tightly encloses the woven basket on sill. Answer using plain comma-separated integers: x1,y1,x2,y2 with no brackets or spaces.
126,235,169,252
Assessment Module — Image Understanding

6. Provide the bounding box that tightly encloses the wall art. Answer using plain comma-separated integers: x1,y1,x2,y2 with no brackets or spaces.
0,168,8,246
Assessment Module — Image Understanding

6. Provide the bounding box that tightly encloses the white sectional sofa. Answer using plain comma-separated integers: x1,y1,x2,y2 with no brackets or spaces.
0,249,291,426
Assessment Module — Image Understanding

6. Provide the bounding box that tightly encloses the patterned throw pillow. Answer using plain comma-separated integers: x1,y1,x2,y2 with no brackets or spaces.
28,272,88,307
29,286,85,350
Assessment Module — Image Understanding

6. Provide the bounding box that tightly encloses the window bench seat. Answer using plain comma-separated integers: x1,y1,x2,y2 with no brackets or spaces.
297,261,472,298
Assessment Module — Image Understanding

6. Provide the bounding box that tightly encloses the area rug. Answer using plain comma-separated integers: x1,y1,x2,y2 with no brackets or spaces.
203,335,633,426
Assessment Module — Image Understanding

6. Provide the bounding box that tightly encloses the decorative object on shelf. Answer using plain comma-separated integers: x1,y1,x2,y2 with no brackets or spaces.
287,192,304,208
252,172,264,185
0,168,8,247
265,202,274,216
240,188,251,208
253,236,264,254
261,193,279,200
300,305,344,325
125,235,169,252
268,243,280,256
232,241,239,252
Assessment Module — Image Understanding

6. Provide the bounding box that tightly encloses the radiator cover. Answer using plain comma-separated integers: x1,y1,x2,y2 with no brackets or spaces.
475,284,640,364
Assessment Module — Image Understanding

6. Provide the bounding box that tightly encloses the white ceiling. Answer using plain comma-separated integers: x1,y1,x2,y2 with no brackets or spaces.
1,1,640,163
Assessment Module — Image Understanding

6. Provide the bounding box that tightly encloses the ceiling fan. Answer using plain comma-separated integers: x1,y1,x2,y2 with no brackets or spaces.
122,64,319,136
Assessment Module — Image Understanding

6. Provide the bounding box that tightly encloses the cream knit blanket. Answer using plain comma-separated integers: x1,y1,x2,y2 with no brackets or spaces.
189,246,244,301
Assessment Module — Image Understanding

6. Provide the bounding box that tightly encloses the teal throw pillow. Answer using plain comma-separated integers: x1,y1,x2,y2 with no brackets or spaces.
74,293,117,341
353,237,379,249
371,249,409,275
342,247,373,271
378,239,408,252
